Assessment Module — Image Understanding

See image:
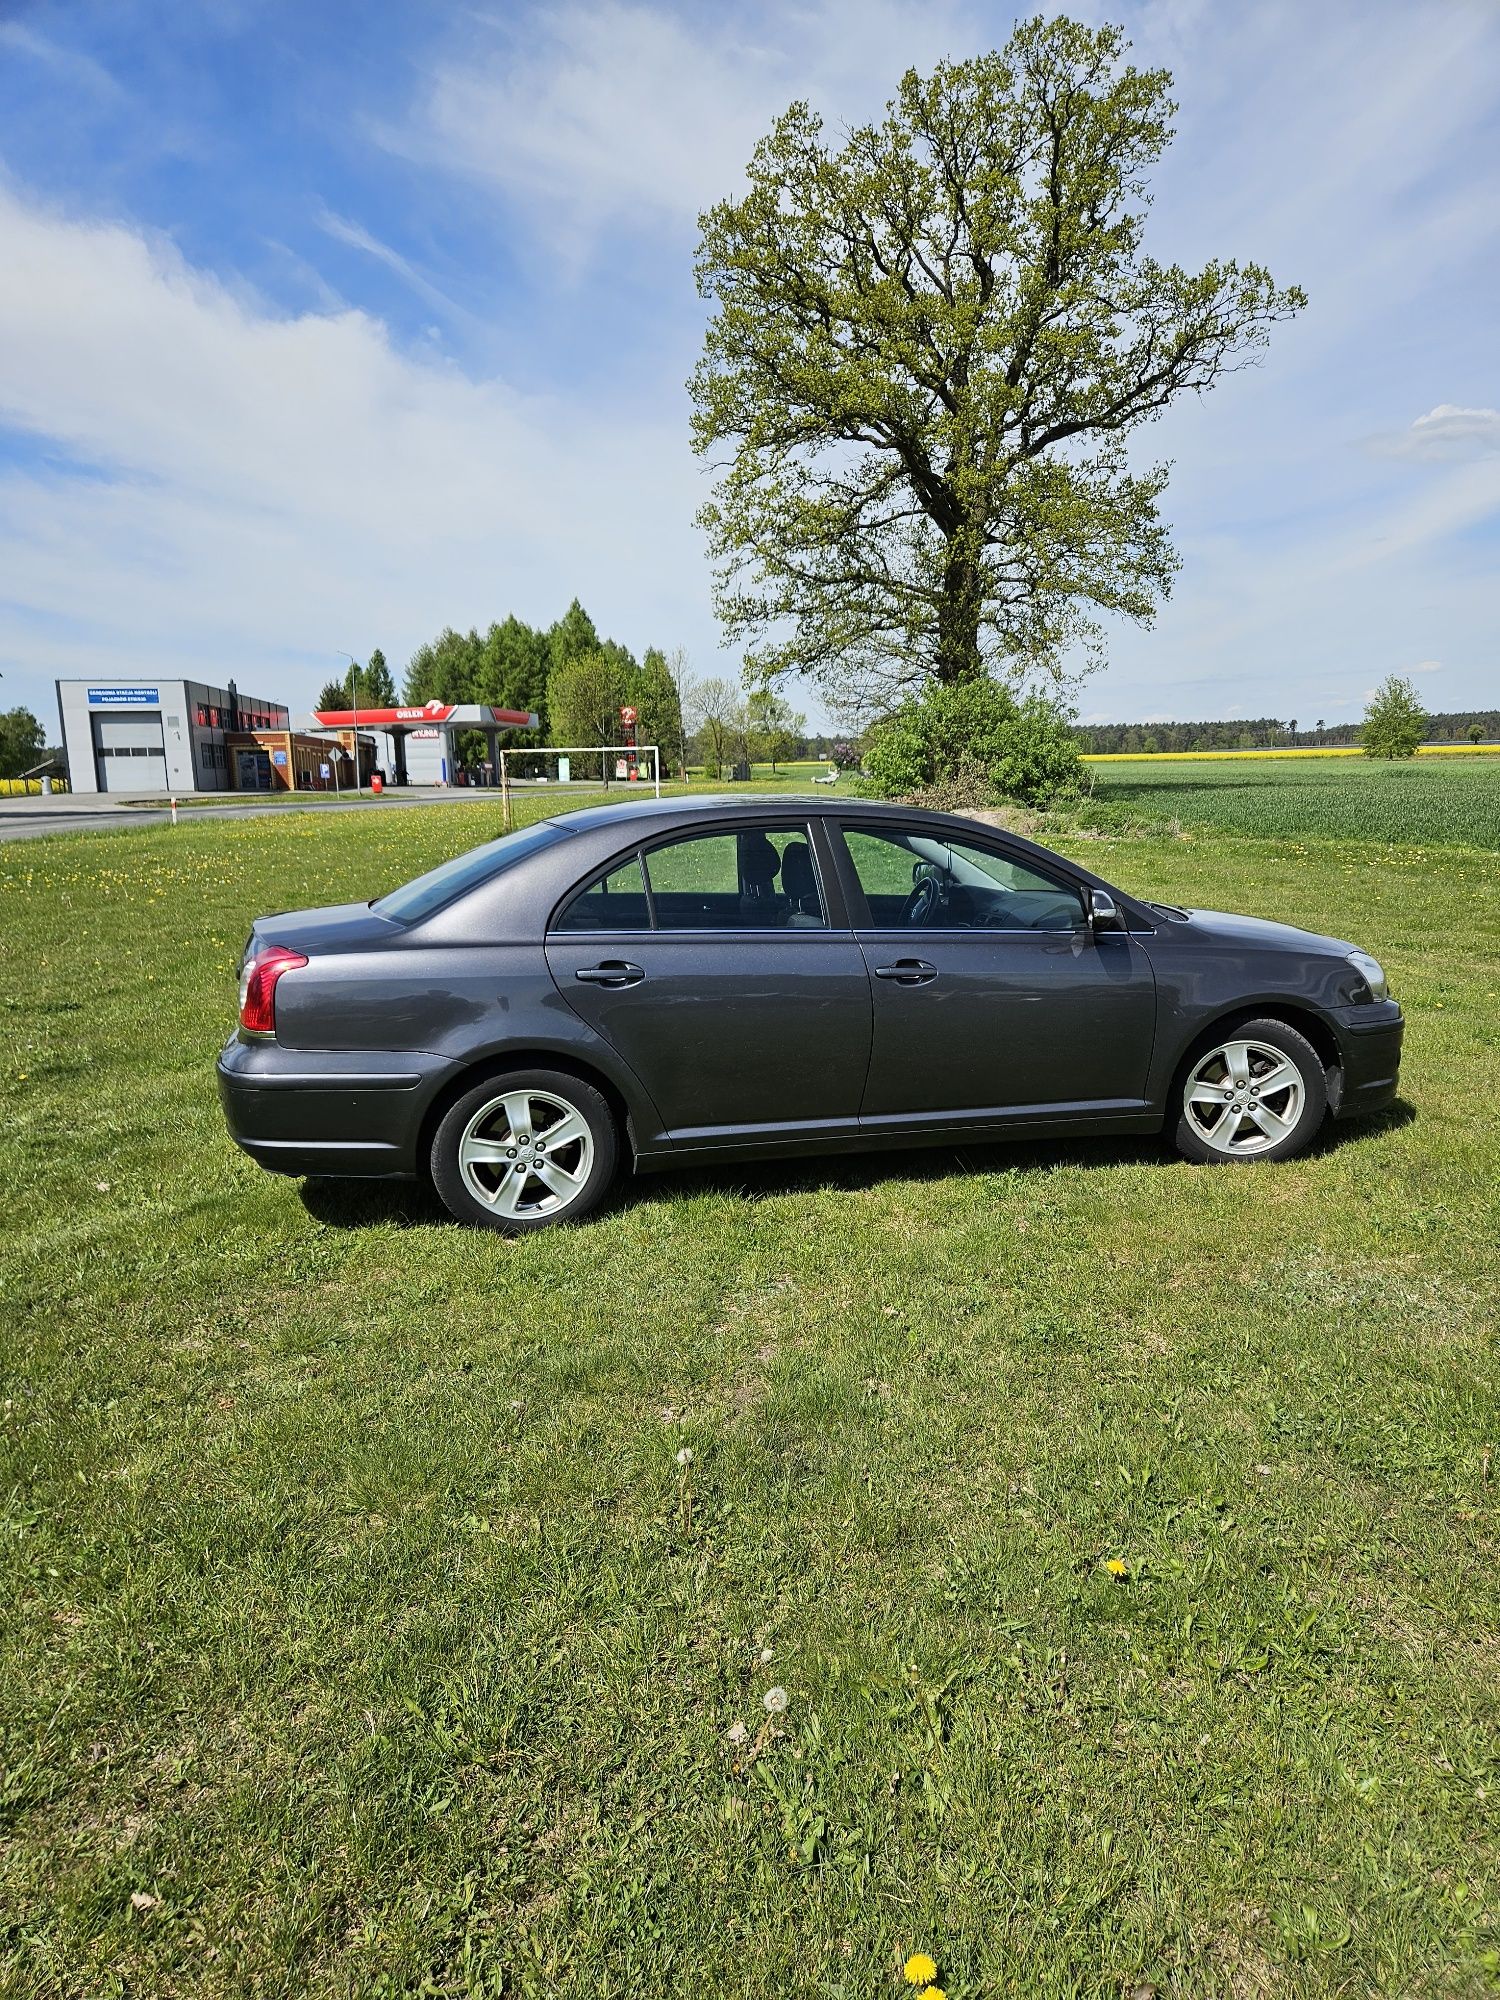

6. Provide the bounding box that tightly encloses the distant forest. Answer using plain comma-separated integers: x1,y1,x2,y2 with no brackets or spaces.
1072,710,1499,753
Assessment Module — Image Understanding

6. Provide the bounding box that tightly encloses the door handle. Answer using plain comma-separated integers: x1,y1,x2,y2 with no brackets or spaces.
574,961,645,987
874,959,938,985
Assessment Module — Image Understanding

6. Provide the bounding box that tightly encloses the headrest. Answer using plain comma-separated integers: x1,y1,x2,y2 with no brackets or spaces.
781,840,816,901
738,831,781,890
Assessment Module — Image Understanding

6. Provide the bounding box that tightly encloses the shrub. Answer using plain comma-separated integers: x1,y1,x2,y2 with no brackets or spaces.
1361,674,1426,760
862,680,1085,807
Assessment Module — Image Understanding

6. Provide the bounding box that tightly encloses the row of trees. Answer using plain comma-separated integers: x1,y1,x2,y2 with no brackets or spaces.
326,602,812,781
1073,708,1495,755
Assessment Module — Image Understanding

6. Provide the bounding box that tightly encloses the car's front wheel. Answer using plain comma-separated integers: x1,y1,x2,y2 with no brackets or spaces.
430,1069,618,1231
1173,1017,1328,1164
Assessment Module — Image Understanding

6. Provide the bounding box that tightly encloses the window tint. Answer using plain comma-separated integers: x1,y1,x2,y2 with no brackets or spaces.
842,825,1083,932
552,854,650,932
373,820,569,924
643,828,825,930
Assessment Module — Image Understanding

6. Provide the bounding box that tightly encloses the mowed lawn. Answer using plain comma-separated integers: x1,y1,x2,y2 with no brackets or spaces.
2,793,1498,1999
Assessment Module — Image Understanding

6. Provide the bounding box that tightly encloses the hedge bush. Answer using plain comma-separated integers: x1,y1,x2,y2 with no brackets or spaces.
862,680,1085,808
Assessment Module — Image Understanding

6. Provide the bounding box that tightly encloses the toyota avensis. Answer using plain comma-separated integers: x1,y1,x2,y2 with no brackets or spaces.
217,796,1404,1232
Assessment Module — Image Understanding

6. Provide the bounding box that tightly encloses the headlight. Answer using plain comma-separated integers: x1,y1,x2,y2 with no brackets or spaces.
1346,950,1389,1003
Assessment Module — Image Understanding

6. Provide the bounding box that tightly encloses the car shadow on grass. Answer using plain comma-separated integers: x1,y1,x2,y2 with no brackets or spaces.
296,1098,1414,1230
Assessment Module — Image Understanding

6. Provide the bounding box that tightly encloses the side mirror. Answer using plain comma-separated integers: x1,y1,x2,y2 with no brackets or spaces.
1088,889,1125,934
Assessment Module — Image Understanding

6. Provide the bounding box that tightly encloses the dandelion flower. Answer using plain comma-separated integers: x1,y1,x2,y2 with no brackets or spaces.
676,1446,693,1466
918,1988,947,2000
763,1686,788,1714
759,1645,774,1662
903,1953,938,1986
1104,1557,1130,1577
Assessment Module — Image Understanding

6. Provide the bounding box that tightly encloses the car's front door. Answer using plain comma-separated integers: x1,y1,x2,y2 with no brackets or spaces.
834,821,1156,1133
544,822,873,1149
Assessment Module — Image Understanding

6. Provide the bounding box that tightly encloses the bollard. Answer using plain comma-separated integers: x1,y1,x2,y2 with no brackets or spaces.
170,796,178,825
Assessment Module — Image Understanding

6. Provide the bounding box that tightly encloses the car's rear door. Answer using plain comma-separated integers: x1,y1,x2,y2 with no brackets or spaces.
544,820,873,1150
832,819,1156,1134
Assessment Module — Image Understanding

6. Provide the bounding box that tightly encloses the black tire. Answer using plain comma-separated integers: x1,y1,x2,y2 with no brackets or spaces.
430,1068,618,1232
1172,1016,1328,1165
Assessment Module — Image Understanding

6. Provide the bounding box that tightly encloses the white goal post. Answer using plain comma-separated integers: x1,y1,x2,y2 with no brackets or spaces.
497,743,661,826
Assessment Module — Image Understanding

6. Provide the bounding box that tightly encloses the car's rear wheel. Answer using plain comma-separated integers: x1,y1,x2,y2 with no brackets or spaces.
1173,1018,1327,1164
430,1069,618,1231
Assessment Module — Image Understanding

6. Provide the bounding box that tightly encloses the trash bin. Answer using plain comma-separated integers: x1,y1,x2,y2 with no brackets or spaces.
40,776,53,797
371,773,384,795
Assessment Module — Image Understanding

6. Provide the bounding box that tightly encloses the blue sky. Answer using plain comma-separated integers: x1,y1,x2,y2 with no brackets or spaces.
1,0,1497,735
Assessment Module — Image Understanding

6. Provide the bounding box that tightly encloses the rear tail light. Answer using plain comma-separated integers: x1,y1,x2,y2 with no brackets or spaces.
238,945,308,1038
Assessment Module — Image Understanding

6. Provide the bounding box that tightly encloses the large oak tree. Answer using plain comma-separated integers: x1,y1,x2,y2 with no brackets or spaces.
691,15,1304,710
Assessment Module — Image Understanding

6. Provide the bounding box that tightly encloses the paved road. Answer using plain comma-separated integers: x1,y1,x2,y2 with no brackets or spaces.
0,788,516,844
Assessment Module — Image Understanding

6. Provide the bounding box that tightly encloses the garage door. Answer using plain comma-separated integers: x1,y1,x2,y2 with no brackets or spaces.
93,713,167,791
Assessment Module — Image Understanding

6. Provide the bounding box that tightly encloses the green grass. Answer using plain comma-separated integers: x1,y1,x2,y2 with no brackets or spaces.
1089,754,1500,849
3,804,1499,1997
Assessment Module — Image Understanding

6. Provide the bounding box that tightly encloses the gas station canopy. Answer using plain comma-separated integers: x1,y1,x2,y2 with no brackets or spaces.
303,699,541,787
310,701,539,731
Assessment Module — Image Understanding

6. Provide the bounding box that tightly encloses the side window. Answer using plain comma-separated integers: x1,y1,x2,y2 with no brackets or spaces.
551,854,650,932
643,828,825,931
841,826,1084,932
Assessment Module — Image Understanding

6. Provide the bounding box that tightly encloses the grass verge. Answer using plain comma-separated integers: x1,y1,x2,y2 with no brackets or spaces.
1,806,1497,1997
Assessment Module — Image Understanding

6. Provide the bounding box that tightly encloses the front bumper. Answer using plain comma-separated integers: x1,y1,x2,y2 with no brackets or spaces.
1330,1001,1404,1119
216,1034,452,1178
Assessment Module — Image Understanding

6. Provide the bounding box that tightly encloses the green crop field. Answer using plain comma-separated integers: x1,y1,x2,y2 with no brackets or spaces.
1088,754,1500,849
2,800,1498,1998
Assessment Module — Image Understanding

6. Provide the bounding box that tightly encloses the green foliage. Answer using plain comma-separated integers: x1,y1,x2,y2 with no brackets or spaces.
403,626,483,704
475,617,551,742
0,707,44,779
1362,675,1427,760
315,680,350,713
744,687,804,771
362,649,396,707
863,679,1084,806
547,647,633,777
636,647,687,775
691,17,1304,707
546,598,603,675
685,675,747,776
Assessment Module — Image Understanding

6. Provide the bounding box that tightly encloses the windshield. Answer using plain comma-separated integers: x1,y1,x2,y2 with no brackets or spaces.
372,820,569,925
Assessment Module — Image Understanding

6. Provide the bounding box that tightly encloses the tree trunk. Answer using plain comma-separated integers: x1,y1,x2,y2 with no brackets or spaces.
935,538,985,684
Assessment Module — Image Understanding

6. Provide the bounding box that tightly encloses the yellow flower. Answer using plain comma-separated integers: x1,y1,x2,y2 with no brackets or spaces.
1104,1557,1130,1577
904,1954,938,1986
918,1988,947,2000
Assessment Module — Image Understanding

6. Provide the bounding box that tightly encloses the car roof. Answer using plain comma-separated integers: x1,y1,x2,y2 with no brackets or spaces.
542,792,906,833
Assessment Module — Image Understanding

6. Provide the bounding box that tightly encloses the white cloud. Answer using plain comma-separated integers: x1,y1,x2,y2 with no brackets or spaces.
0,182,705,715
1409,658,1443,673
394,0,977,247
0,19,123,101
1385,404,1500,460
313,205,473,330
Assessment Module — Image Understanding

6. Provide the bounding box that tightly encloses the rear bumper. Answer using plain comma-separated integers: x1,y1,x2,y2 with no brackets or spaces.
216,1034,450,1177
1331,1002,1404,1119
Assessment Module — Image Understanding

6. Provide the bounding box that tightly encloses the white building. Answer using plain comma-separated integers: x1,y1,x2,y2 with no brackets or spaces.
56,678,289,794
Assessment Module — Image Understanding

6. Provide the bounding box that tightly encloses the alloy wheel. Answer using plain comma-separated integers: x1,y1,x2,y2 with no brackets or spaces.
457,1087,596,1219
1182,1037,1307,1158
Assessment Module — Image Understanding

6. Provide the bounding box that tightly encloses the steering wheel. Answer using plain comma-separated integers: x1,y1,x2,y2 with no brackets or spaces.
898,874,942,927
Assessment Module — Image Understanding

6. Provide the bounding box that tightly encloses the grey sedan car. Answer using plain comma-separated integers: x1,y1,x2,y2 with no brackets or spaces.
218,796,1404,1231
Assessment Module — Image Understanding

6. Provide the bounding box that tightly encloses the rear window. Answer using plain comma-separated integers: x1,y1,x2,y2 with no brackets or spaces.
372,820,569,925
